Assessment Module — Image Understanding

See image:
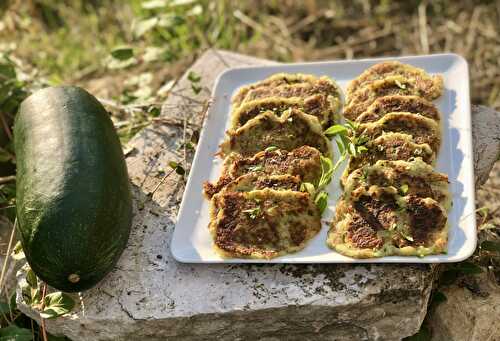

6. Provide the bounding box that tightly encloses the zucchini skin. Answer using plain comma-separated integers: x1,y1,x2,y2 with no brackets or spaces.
14,86,132,292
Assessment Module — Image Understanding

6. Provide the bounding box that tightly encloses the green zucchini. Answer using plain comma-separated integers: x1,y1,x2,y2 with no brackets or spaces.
14,86,132,292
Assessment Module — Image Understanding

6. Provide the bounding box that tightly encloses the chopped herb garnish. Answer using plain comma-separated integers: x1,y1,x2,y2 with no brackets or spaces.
300,182,315,195
400,184,409,195
318,155,334,190
243,207,261,219
248,164,264,172
394,79,406,89
314,191,328,214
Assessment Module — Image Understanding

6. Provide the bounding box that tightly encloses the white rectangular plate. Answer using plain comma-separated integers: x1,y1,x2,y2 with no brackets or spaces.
171,53,476,263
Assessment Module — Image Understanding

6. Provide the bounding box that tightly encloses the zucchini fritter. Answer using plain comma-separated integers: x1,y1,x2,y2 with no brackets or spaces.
343,132,435,183
356,95,440,123
210,189,321,259
357,112,441,153
219,108,332,158
346,61,443,100
327,188,447,258
203,146,322,198
230,96,335,130
232,73,319,106
232,73,342,128
344,75,443,121
344,158,450,209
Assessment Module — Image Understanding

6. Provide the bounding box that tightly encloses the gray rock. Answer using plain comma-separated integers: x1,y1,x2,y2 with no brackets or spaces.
427,272,500,340
16,50,500,341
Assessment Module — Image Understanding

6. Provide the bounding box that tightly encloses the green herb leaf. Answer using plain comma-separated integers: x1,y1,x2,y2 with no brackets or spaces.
348,142,357,157
356,145,368,154
40,292,75,319
318,156,334,189
248,164,264,172
344,119,359,131
335,135,346,155
110,47,134,61
481,240,500,252
300,182,315,195
400,184,409,195
314,191,328,214
324,124,348,138
242,207,261,219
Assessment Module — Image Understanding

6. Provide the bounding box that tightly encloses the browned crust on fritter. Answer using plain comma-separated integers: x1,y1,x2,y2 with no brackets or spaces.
346,61,443,100
344,159,450,208
210,189,321,259
357,112,441,153
344,133,435,180
402,195,447,247
232,73,318,107
220,108,332,158
330,190,447,253
203,146,322,198
356,95,440,123
344,75,443,121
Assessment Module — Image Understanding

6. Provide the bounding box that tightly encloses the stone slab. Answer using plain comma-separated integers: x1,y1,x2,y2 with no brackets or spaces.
17,49,500,341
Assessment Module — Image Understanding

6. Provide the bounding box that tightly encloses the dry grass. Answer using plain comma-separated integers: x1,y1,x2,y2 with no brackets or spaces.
1,1,500,109
231,1,500,109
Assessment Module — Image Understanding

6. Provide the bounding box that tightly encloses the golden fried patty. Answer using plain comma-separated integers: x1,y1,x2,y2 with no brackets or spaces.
221,173,301,194
344,75,443,121
203,146,322,198
232,73,342,128
343,132,435,182
219,108,332,158
344,158,450,209
230,96,335,130
346,61,443,100
356,95,440,123
327,188,447,258
210,189,321,259
232,73,319,106
357,112,441,153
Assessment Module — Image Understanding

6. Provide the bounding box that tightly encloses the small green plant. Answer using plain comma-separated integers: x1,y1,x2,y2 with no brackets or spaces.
302,120,368,214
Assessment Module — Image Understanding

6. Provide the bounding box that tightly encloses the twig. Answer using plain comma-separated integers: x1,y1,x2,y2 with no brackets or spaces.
150,168,175,198
0,219,16,294
418,2,429,54
233,10,291,52
182,116,187,179
40,283,48,341
0,175,15,185
0,114,13,141
211,48,230,68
